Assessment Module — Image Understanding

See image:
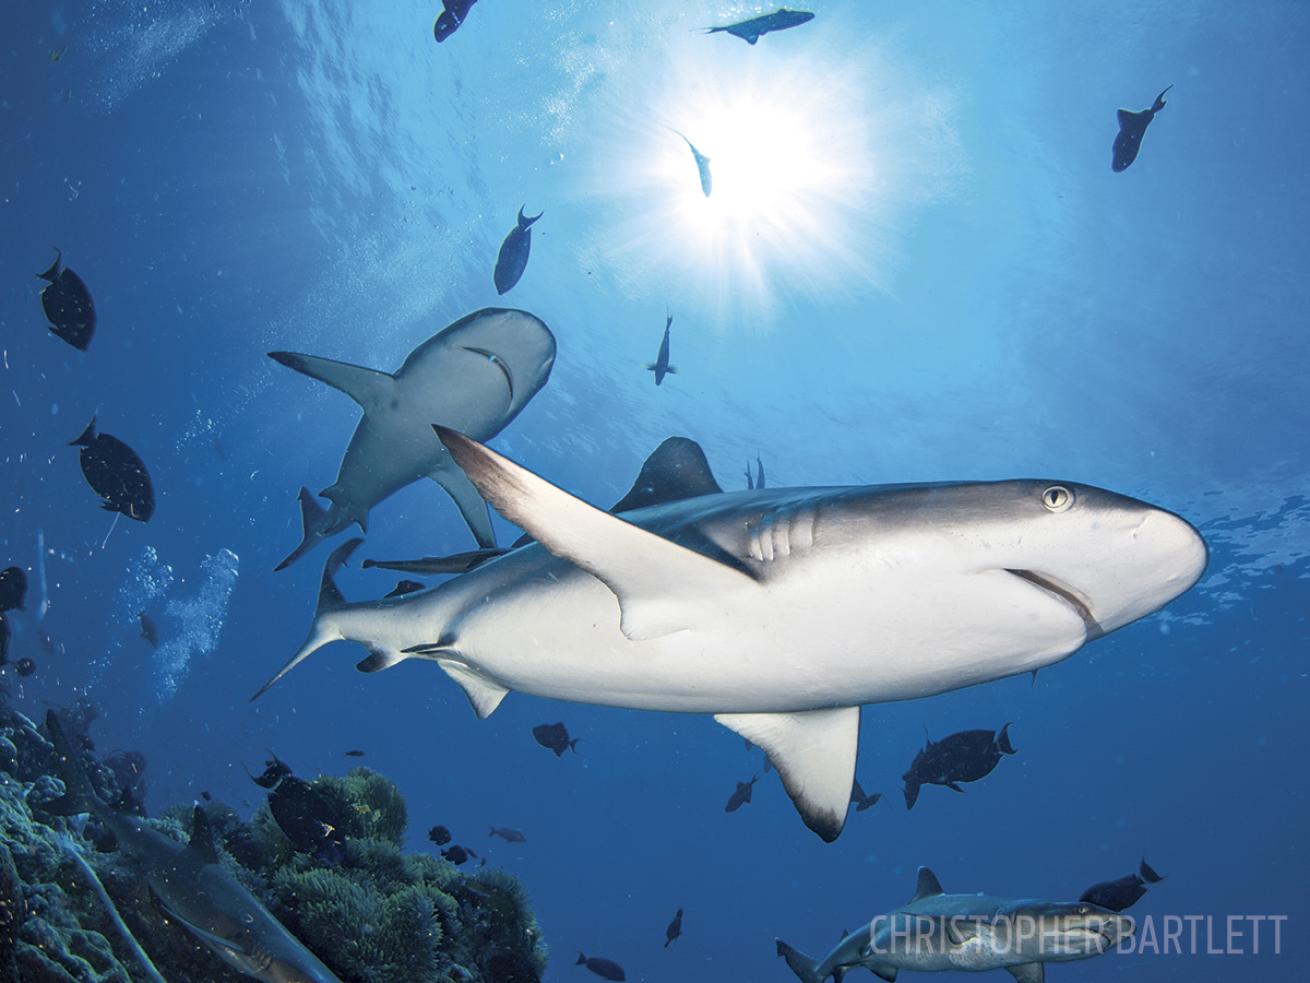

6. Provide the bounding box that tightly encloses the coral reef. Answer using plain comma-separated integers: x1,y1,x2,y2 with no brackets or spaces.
0,693,547,982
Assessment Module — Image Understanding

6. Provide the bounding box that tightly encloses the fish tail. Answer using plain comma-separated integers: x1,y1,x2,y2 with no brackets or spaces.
1152,84,1173,112
517,206,543,228
569,739,581,755
37,248,62,282
252,538,362,700
67,417,96,447
575,952,588,965
775,940,823,983
996,722,1017,755
275,488,331,571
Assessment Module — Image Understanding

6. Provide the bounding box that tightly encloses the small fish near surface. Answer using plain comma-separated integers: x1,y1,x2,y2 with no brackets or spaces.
725,775,758,813
902,723,1017,810
494,206,543,295
363,548,508,576
645,314,677,386
672,131,712,197
703,8,814,46
664,908,683,948
138,611,159,648
532,722,579,757
434,0,478,43
68,418,155,522
1080,858,1166,913
1112,85,1172,172
489,826,526,843
576,952,626,981
37,250,96,351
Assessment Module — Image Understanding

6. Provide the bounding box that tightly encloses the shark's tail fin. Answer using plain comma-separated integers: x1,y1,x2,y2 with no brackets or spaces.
996,722,1016,755
275,488,331,572
252,538,362,701
776,940,823,983
1152,84,1173,113
43,711,103,818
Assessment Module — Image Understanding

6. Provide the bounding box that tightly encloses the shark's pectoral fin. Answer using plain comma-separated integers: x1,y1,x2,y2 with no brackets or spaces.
437,658,509,719
159,902,251,960
268,351,395,414
435,427,757,641
431,460,497,549
1007,964,1044,983
715,707,860,843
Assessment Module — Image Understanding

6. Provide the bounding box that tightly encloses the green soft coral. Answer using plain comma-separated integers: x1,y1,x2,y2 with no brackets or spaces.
313,767,408,845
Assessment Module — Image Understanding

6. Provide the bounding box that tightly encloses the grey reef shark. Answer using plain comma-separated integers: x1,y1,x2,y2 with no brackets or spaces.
45,712,342,983
270,308,555,570
777,867,1133,982
255,434,1206,842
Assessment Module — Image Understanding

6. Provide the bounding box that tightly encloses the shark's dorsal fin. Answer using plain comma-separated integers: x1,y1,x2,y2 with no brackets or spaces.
1007,964,1044,983
267,351,395,414
435,427,757,641
190,806,220,864
911,867,945,902
715,707,860,843
611,437,723,513
437,658,510,719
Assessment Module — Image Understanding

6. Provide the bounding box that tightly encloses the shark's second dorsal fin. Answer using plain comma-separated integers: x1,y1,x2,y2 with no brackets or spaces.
911,867,945,903
611,437,723,513
268,351,395,414
190,806,220,864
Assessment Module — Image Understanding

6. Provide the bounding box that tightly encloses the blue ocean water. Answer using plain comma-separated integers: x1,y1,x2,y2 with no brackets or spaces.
1,1,1307,981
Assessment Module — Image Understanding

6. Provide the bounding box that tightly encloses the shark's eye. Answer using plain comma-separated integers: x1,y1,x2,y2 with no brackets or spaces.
1077,905,1090,916
1041,485,1073,512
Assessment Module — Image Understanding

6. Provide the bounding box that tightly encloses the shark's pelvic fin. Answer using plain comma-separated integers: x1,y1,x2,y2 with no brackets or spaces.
715,707,860,843
911,867,945,903
430,459,497,548
610,436,723,513
251,538,362,701
437,658,510,719
267,351,395,414
1007,964,1045,983
435,426,757,641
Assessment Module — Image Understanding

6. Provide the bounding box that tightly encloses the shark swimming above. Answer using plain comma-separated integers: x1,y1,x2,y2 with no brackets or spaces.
254,435,1206,841
270,308,555,569
45,712,342,983
777,867,1134,982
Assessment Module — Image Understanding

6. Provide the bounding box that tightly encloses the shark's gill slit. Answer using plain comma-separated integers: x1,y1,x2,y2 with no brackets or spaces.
1005,568,1104,639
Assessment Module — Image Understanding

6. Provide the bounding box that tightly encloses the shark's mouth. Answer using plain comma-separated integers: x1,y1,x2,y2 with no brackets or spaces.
1005,569,1104,640
463,346,515,403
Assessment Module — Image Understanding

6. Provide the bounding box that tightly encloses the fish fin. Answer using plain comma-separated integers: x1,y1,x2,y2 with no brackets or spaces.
67,417,96,447
832,969,846,983
355,649,406,674
430,460,497,548
267,351,395,414
1140,858,1165,883
775,940,822,983
945,781,964,793
1152,84,1173,112
160,903,252,960
1007,963,1044,983
437,658,510,719
275,487,330,571
190,806,220,864
610,437,723,512
870,967,898,982
435,427,757,641
517,206,543,228
996,722,1017,755
644,363,658,371
42,711,101,817
910,867,945,903
665,365,678,374
715,707,859,843
37,249,62,282
251,538,361,700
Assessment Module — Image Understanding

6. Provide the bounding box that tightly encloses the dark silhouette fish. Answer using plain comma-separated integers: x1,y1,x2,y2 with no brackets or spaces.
489,826,527,843
344,749,366,757
442,844,472,865
725,775,758,813
576,953,626,981
1112,85,1172,172
268,775,349,859
672,131,712,196
665,908,683,948
1080,858,1165,912
850,779,882,813
15,658,36,677
0,567,26,612
37,250,96,350
428,825,453,846
434,0,478,43
68,418,155,522
383,580,426,598
902,723,1016,809
494,206,542,294
703,8,814,45
645,314,677,386
363,548,508,576
532,721,579,756
138,611,158,648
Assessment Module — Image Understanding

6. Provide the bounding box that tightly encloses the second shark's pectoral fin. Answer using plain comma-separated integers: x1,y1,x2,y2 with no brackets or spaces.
1007,964,1044,983
435,427,757,640
437,658,509,719
267,351,395,414
430,460,497,549
715,707,860,842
